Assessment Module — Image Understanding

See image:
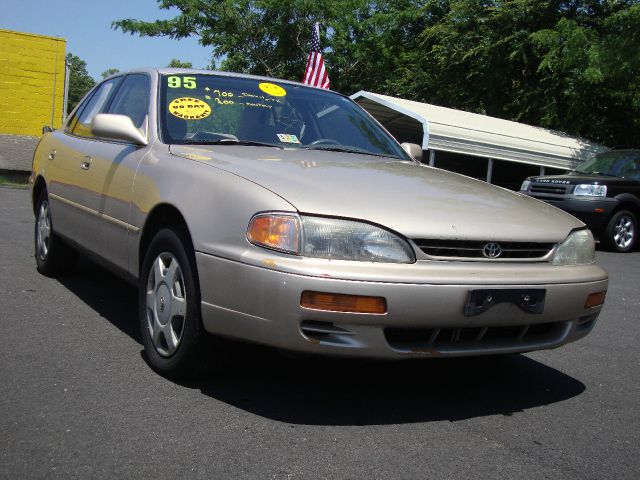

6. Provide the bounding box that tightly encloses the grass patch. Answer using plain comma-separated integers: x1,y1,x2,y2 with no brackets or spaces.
0,174,29,189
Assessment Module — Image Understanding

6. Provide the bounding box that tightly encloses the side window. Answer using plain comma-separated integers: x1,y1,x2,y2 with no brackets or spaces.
108,74,151,128
67,78,121,138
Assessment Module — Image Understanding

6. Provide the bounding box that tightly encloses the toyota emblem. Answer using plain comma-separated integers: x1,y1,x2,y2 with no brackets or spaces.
482,242,502,258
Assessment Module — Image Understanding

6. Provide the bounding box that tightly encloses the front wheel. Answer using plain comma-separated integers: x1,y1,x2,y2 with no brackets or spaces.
139,227,214,379
602,210,637,252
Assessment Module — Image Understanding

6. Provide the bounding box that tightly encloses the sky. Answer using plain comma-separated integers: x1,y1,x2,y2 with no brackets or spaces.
1,0,213,80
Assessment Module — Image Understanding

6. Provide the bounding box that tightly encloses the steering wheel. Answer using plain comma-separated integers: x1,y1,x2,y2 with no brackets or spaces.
309,138,341,146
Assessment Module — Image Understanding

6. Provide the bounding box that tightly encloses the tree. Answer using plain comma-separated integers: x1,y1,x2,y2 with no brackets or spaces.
112,0,396,92
112,1,640,146
530,2,640,146
168,58,193,68
66,53,95,114
385,0,640,146
101,68,120,78
113,0,433,94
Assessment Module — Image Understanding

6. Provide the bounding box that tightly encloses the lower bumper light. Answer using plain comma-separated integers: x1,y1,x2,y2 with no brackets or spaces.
301,291,387,314
585,291,606,309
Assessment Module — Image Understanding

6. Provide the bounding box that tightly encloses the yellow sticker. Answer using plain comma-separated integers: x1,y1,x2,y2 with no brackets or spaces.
169,97,211,120
259,82,286,97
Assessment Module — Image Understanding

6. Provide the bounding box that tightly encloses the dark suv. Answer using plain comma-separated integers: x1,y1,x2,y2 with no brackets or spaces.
520,149,640,252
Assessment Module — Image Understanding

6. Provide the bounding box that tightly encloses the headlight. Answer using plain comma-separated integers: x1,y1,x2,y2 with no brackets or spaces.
520,180,531,192
301,216,415,263
573,184,607,197
247,213,415,263
552,229,595,265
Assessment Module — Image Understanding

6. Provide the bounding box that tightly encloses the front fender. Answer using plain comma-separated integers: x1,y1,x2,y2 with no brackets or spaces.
129,145,296,277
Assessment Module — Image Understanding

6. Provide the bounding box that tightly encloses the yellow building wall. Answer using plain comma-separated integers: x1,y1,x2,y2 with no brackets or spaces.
0,29,67,136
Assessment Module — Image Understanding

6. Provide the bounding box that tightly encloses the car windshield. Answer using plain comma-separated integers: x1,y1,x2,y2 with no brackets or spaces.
159,73,410,160
575,151,640,179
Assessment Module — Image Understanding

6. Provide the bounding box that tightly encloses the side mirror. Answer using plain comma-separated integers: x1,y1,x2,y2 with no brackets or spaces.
401,142,423,163
91,113,148,146
42,125,54,134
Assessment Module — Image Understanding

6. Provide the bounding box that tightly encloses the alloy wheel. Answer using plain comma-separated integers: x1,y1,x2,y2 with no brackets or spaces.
36,200,51,261
145,252,187,357
613,214,635,250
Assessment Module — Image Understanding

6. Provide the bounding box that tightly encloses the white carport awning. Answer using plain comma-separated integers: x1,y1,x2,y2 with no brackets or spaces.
351,91,606,170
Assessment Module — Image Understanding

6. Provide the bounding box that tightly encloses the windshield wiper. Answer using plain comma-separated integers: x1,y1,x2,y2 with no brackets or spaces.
303,145,400,159
179,139,283,148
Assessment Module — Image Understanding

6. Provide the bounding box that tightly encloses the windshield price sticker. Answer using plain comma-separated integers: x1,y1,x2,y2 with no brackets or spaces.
259,82,287,97
205,87,234,97
169,97,211,120
277,134,300,144
167,76,197,89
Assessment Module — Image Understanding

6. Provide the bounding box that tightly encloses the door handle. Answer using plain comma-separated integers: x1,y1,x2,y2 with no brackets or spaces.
48,150,56,161
80,156,92,170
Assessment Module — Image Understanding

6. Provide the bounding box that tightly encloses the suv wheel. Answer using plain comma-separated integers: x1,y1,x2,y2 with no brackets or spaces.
603,210,637,252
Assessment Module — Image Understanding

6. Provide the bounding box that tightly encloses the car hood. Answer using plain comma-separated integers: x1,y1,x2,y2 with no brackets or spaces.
170,145,583,242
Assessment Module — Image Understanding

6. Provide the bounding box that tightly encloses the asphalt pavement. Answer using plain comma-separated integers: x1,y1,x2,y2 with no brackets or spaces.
1,186,639,479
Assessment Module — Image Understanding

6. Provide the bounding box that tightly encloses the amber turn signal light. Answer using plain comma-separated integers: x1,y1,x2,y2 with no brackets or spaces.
301,291,387,314
247,214,300,254
585,291,606,309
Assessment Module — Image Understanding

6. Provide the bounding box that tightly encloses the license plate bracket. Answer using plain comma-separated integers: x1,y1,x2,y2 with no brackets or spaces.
464,288,546,317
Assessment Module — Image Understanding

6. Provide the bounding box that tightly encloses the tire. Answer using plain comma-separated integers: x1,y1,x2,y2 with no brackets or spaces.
602,210,637,252
139,227,216,379
34,189,78,275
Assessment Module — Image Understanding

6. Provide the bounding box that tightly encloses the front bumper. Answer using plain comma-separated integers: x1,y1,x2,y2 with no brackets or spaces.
524,193,617,231
196,252,608,358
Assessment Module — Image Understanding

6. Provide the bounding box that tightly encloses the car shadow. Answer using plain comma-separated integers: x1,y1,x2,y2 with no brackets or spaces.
58,258,586,426
58,256,142,344
183,350,585,425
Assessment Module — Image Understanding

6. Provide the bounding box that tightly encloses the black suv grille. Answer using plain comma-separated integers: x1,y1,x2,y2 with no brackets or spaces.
413,239,555,259
529,184,570,195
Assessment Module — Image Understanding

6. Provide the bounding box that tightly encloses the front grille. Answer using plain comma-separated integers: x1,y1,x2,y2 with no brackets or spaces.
414,239,555,259
385,321,568,352
530,184,569,195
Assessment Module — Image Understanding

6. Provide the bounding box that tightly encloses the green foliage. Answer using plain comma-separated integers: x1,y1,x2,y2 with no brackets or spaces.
113,0,640,146
168,58,193,68
387,0,640,146
101,68,120,78
114,0,365,87
527,2,640,146
113,1,426,93
66,53,95,114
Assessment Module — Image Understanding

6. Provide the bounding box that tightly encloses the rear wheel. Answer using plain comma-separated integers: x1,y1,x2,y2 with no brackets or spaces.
139,227,217,379
602,210,637,252
34,189,78,275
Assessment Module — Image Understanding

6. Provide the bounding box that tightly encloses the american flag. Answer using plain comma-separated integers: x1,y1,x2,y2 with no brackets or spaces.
302,22,330,89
